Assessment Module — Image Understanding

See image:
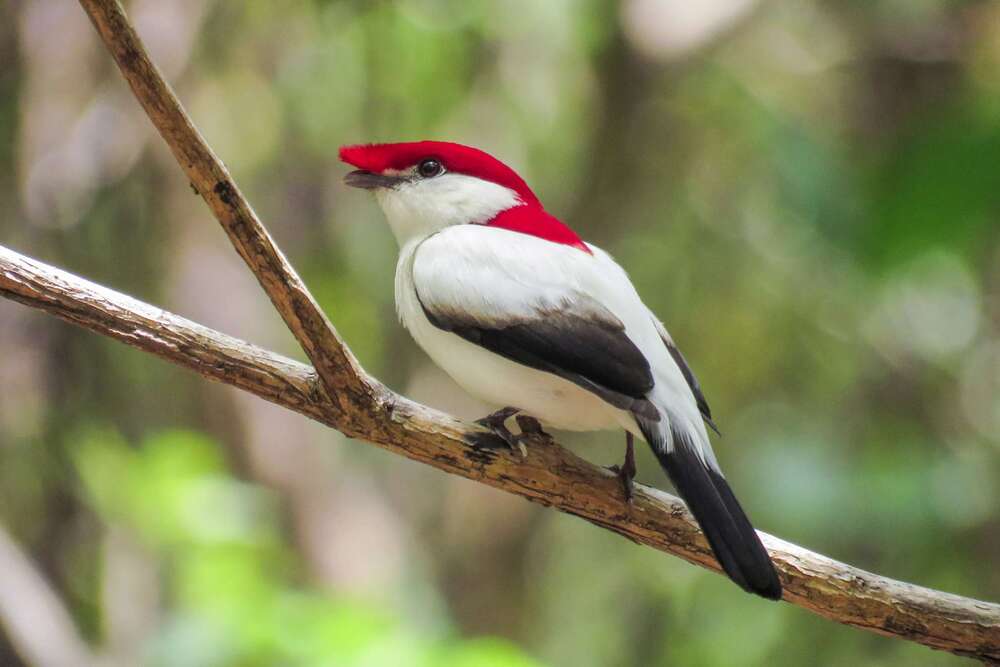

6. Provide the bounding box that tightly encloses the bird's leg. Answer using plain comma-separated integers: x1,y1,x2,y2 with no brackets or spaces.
515,414,553,443
473,406,522,452
475,406,520,433
609,431,637,503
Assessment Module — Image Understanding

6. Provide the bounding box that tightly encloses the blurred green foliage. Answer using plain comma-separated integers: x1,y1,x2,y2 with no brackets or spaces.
1,0,999,666
74,429,541,667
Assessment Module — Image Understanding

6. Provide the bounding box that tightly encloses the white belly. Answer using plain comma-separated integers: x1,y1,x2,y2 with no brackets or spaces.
395,242,630,432
408,307,627,431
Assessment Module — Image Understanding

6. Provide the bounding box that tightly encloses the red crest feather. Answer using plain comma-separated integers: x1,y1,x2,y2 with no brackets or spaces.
340,141,590,253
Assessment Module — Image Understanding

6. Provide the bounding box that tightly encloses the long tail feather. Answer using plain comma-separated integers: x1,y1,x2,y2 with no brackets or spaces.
638,418,782,600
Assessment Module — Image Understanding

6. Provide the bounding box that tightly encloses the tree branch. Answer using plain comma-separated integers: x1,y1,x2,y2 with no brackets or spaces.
3,245,999,662
77,0,371,413
1,0,994,661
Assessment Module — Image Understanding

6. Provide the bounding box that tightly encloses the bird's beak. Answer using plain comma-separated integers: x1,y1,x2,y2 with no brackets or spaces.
343,170,405,190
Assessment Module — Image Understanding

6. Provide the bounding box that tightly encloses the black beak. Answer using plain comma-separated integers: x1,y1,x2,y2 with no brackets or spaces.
344,170,406,190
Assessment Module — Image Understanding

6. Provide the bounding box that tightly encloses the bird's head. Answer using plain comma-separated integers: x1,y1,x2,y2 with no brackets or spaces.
340,141,588,253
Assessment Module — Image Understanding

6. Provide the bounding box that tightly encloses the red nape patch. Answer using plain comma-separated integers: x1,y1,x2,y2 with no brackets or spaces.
339,141,540,206
487,206,592,254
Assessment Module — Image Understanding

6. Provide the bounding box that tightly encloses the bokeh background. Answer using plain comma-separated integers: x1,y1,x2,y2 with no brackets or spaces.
1,1,999,665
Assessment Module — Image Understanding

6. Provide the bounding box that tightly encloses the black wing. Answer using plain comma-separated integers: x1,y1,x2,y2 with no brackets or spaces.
419,296,660,421
661,336,718,434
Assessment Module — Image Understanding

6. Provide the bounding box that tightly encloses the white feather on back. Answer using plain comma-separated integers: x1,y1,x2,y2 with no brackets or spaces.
394,233,627,432
398,224,715,462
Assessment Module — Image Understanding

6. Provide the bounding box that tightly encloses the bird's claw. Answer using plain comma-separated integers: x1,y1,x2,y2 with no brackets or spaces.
609,464,636,503
474,407,528,457
611,432,638,504
474,406,519,431
515,414,553,444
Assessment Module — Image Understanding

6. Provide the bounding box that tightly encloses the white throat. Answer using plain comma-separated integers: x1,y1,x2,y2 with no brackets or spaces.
374,173,521,246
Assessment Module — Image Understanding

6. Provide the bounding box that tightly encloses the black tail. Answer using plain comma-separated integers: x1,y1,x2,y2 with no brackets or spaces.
639,420,782,600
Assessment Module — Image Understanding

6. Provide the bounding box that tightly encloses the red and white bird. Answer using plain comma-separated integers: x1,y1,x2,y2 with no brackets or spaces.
340,141,781,600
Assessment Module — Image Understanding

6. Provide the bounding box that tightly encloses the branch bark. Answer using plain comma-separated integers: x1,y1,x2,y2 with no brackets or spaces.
4,246,1000,664
77,0,369,413
0,0,995,662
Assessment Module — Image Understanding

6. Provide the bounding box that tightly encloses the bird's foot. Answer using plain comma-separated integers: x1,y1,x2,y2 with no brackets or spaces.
475,406,520,434
514,414,554,444
608,432,637,503
474,407,527,457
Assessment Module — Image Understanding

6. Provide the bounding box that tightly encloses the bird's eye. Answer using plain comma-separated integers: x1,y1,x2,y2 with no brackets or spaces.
417,158,444,178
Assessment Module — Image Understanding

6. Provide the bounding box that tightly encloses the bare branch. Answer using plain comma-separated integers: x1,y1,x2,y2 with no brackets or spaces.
3,245,999,661
77,0,371,411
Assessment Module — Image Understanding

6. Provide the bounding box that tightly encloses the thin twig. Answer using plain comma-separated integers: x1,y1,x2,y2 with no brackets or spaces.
3,245,999,662
77,0,371,413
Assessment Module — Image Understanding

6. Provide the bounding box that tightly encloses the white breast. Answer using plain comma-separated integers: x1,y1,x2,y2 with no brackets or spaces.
394,238,630,432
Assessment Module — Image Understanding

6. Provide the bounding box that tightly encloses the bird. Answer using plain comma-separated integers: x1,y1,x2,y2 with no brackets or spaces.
340,140,782,600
